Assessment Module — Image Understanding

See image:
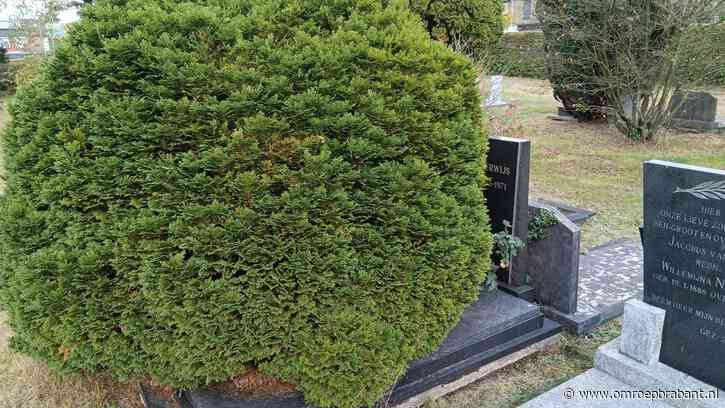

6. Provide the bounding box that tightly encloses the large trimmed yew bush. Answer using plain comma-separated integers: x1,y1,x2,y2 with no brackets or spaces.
0,0,492,407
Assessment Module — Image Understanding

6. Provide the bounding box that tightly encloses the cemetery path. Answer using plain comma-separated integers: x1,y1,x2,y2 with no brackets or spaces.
577,239,643,318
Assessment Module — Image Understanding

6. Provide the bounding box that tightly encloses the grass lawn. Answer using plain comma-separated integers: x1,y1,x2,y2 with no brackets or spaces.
0,78,723,407
487,77,725,249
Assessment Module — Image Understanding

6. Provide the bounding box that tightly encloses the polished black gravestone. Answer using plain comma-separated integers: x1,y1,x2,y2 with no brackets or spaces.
485,137,531,285
643,160,725,391
143,291,561,408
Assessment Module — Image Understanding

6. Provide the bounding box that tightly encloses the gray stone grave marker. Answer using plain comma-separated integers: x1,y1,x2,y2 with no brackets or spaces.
670,92,719,131
517,202,580,314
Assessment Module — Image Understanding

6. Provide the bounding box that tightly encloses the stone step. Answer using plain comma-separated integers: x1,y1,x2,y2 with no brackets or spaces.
518,368,676,408
595,340,725,408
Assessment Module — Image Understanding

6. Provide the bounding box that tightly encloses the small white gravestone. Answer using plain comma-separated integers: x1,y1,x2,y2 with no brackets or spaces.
485,75,509,108
619,299,665,365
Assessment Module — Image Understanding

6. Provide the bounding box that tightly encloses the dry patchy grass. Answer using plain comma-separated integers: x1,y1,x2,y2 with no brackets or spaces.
0,313,143,408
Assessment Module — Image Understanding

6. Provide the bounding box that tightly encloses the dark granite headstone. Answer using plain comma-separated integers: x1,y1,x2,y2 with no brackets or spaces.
643,160,725,390
518,202,580,315
485,137,531,285
670,92,719,131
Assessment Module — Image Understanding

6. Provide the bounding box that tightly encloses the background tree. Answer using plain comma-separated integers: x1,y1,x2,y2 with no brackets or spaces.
538,0,609,121
408,0,504,55
0,47,10,94
678,22,725,87
8,0,79,55
539,0,724,141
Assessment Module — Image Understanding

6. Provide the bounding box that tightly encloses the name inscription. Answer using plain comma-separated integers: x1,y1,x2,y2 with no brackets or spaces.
647,203,725,345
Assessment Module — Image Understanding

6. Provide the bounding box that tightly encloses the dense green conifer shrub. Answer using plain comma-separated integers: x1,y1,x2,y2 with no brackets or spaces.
0,0,492,406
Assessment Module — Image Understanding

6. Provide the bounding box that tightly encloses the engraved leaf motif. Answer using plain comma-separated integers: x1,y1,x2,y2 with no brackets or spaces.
707,180,725,189
696,181,720,189
674,179,725,200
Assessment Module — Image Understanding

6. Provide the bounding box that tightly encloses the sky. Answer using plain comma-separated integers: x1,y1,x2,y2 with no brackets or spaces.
57,7,80,24
0,1,80,25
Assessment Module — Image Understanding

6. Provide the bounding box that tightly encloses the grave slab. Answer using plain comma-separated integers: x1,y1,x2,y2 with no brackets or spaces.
670,92,719,131
484,75,509,107
522,160,725,408
485,137,531,285
523,299,724,408
536,199,596,224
